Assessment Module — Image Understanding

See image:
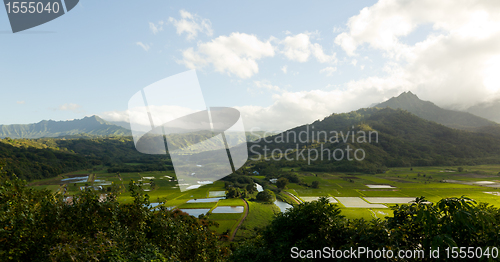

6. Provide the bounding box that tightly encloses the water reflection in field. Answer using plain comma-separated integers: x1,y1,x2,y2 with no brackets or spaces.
274,200,292,213
256,183,292,213
61,176,88,183
179,209,210,217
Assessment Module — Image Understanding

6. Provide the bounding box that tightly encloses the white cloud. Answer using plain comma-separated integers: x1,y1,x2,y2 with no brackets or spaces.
235,63,425,131
236,87,390,131
334,0,500,108
253,80,281,92
281,33,310,62
334,0,422,57
149,21,163,34
319,67,337,76
100,105,197,132
180,33,275,78
335,0,500,57
123,0,500,132
235,0,500,131
280,33,337,63
281,65,287,74
168,10,213,40
101,85,391,132
58,103,83,113
334,33,358,57
332,26,344,33
104,85,398,134
136,42,150,51
16,101,25,104
177,31,339,79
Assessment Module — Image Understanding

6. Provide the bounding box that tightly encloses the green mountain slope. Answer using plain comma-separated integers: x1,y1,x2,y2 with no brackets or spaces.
374,91,499,132
247,107,500,173
0,136,171,181
0,137,91,180
0,116,131,138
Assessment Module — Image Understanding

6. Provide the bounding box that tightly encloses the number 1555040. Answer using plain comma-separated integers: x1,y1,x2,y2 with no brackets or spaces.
5,2,61,14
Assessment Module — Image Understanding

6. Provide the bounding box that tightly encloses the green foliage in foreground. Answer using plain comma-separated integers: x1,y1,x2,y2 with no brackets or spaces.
4,160,500,262
231,197,500,262
0,176,229,261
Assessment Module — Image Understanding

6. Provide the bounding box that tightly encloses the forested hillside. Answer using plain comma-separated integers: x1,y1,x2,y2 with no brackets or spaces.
0,136,170,181
0,138,91,180
248,107,500,173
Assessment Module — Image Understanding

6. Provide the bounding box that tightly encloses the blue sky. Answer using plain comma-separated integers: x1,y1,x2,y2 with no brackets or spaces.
2,0,500,131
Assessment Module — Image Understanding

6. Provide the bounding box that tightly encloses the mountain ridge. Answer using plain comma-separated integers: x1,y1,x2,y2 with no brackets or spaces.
0,115,131,138
374,91,500,133
247,106,500,173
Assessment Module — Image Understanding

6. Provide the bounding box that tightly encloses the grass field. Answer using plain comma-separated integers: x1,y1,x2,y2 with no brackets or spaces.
210,220,238,234
283,165,500,219
234,200,280,241
217,198,244,206
208,213,243,220
30,164,500,235
178,202,217,209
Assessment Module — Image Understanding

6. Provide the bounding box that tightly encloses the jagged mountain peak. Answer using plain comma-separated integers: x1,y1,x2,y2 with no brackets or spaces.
374,91,498,133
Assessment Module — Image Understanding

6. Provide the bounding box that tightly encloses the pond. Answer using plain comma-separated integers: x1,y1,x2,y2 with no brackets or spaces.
149,202,161,208
365,184,395,189
256,183,293,213
179,208,210,217
212,206,244,213
146,203,175,211
80,186,102,191
148,203,173,208
256,183,263,192
274,200,293,213
61,176,88,183
94,179,112,186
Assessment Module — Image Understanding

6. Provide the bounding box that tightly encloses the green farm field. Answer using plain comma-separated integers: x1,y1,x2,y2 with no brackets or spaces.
28,168,245,236
285,165,500,219
28,164,500,237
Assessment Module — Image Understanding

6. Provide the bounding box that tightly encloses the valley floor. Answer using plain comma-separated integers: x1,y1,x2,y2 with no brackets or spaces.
29,164,500,240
